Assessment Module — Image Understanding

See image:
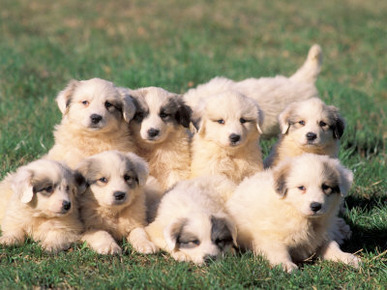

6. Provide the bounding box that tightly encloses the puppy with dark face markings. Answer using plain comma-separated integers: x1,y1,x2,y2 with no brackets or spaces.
122,86,192,191
190,91,263,184
227,154,360,273
145,175,237,264
0,159,85,252
264,97,345,168
76,150,157,255
46,78,137,168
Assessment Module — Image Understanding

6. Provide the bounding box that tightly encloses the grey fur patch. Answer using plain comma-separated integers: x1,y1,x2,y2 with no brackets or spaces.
322,162,341,195
273,163,290,197
211,216,233,251
169,218,201,249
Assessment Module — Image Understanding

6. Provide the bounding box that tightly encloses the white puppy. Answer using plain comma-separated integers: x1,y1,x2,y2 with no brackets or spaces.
146,176,237,265
190,91,263,184
124,87,192,191
227,154,360,272
76,150,157,255
0,159,85,252
184,44,322,138
47,78,136,168
264,97,345,168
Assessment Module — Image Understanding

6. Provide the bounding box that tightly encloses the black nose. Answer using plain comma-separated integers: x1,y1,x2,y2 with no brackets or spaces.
148,128,160,138
114,191,126,201
62,201,71,211
310,202,322,212
306,132,317,141
204,254,217,264
90,114,103,124
229,134,241,143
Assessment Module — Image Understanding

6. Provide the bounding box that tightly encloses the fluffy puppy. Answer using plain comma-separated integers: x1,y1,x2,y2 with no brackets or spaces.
0,159,85,252
184,44,322,138
122,86,192,191
146,175,237,264
47,78,136,168
264,97,345,168
227,154,360,272
190,91,263,184
76,150,157,255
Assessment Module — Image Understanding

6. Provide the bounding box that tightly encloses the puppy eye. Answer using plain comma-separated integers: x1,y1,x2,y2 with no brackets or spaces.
183,240,200,246
216,119,225,125
319,121,327,127
82,100,89,106
105,101,113,109
240,118,247,124
66,185,70,191
124,174,136,183
298,120,305,126
98,177,108,183
298,186,306,191
159,112,170,119
44,185,54,193
322,184,332,194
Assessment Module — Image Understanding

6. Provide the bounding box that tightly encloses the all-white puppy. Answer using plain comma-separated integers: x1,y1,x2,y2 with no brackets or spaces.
124,87,192,191
47,78,136,168
146,176,237,265
0,159,85,252
184,44,322,138
190,91,263,184
264,97,345,168
76,150,157,255
227,154,360,272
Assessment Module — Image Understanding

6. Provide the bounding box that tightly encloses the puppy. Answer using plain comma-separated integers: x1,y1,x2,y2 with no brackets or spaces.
190,91,263,184
227,154,360,272
124,87,192,191
184,44,322,138
47,78,137,168
0,159,85,252
264,97,345,168
146,175,237,264
76,150,157,255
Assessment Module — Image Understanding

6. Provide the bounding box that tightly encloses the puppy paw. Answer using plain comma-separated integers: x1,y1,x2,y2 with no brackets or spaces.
41,242,69,253
281,261,298,273
171,251,191,263
95,241,122,255
341,253,361,268
132,239,158,254
0,235,23,246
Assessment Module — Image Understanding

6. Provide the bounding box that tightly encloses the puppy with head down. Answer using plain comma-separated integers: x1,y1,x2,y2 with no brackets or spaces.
227,154,360,272
146,175,237,264
76,150,157,255
264,97,345,168
124,86,192,191
47,78,136,168
190,91,263,184
0,159,85,252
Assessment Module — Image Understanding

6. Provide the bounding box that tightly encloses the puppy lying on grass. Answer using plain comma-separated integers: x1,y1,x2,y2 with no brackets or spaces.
47,78,136,168
76,150,157,255
227,154,360,272
0,159,85,252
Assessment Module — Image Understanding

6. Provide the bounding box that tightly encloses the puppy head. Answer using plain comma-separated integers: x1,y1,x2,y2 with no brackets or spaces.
273,153,353,218
279,98,345,148
164,213,237,265
11,159,85,217
56,78,136,132
129,87,192,144
196,91,263,148
76,150,149,208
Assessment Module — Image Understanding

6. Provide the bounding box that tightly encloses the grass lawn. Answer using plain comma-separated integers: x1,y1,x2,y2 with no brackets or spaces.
0,0,386,288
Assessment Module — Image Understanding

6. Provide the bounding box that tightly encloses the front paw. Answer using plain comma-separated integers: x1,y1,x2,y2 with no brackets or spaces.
280,261,298,273
171,251,191,263
41,241,69,253
0,235,23,246
95,241,122,255
132,239,158,254
340,253,361,268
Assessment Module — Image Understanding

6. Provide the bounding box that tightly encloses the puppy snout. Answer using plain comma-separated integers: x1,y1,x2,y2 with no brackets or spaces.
310,202,322,213
306,132,317,141
204,254,218,264
113,191,126,201
229,134,241,144
62,200,71,211
90,114,103,124
147,128,160,138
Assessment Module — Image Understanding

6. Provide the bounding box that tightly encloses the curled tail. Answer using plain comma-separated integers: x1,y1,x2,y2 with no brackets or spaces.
290,44,322,83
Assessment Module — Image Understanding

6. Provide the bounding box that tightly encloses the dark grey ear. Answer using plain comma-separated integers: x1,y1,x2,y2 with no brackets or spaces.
326,105,345,139
273,163,290,197
211,215,237,249
56,80,80,114
278,104,295,135
73,171,88,194
164,218,187,251
117,88,136,123
175,97,192,128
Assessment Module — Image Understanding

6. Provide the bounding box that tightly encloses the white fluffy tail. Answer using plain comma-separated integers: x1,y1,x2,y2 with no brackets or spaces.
290,44,323,83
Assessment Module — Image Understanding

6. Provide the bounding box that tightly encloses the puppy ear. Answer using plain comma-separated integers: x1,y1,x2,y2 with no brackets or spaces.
164,218,187,251
56,80,79,114
126,152,149,187
273,162,290,197
255,103,264,134
75,158,92,184
211,214,238,248
337,164,353,197
73,171,88,195
117,88,136,123
328,106,346,139
278,104,294,135
11,167,34,204
174,97,192,128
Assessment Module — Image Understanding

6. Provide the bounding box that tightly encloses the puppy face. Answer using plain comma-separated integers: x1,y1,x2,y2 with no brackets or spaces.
197,91,263,148
57,78,136,132
77,151,149,208
279,98,345,148
164,213,236,264
11,160,85,217
129,87,192,144
273,154,353,217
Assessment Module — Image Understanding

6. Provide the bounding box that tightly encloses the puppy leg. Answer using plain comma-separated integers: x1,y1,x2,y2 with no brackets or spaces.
330,217,352,245
320,240,360,268
128,227,158,254
0,230,25,246
82,230,122,255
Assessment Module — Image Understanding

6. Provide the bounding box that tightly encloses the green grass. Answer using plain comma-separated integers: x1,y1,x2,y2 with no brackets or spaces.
0,0,386,288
